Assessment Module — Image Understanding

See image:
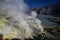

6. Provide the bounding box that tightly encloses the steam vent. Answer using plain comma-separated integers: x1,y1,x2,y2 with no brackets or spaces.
0,0,60,40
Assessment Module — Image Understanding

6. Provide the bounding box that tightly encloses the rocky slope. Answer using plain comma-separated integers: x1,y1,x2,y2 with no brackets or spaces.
29,4,60,24
27,3,60,40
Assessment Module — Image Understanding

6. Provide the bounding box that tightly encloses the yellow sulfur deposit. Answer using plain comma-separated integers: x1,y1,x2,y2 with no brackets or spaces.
0,17,18,39
0,17,33,39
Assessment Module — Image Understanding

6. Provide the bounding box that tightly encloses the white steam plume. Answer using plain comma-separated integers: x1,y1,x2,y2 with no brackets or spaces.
0,0,44,39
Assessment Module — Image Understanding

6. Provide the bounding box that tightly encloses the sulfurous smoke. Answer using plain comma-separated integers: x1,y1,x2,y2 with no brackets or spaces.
0,0,44,39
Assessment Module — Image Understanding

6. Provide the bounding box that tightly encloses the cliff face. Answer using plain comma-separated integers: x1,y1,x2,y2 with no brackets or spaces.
30,4,60,16
38,4,60,16
29,4,60,25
